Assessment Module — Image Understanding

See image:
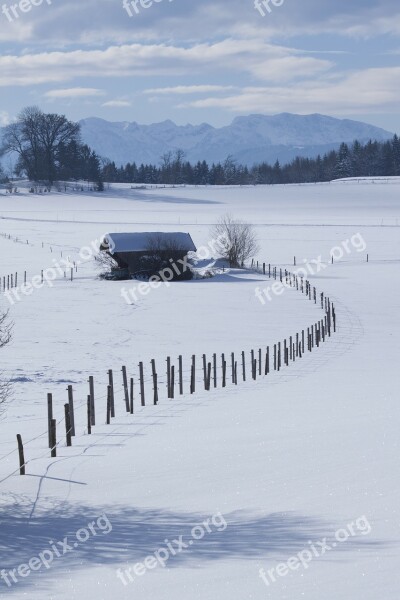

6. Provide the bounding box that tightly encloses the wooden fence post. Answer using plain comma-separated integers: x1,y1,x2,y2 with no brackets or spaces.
50,419,57,457
16,434,25,475
130,378,134,414
153,373,159,404
179,355,183,395
167,356,171,398
265,347,269,375
190,355,195,394
108,370,115,417
89,376,95,425
203,354,208,390
192,355,196,393
47,393,53,448
67,385,75,436
64,404,72,446
151,359,158,405
139,362,145,406
106,386,111,424
213,353,217,388
207,363,212,390
171,366,175,399
122,366,130,412
87,395,92,435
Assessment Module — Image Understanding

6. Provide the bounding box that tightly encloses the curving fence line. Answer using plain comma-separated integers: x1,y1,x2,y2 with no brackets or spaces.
7,260,337,480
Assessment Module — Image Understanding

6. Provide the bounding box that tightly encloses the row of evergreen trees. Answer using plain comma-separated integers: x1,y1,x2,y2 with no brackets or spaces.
55,140,104,188
101,136,400,186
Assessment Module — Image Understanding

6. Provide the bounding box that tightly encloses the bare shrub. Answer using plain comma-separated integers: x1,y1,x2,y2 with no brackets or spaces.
95,250,120,273
210,214,259,267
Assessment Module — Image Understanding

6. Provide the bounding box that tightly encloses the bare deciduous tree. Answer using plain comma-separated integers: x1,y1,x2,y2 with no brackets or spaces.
1,106,80,185
0,311,12,413
211,214,259,267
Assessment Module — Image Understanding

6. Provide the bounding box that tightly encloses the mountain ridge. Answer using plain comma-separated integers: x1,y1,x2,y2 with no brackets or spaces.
80,113,393,166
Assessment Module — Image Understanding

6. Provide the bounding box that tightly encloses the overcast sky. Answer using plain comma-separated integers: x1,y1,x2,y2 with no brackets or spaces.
0,0,399,131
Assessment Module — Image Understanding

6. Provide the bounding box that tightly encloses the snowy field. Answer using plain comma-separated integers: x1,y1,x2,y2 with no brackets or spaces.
0,180,400,600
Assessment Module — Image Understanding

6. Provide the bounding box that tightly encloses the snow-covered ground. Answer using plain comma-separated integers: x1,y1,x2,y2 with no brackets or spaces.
0,180,399,600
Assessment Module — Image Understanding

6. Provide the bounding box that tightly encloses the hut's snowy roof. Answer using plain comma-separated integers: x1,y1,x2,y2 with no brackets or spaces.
103,232,196,254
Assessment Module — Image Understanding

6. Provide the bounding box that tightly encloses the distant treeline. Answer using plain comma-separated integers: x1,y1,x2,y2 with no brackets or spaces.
102,136,400,185
2,108,399,188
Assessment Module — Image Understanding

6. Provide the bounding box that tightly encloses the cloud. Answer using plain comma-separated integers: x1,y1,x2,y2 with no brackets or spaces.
102,100,132,107
143,85,236,95
1,0,399,46
177,66,400,116
0,0,399,125
44,88,105,99
0,111,11,126
0,40,332,87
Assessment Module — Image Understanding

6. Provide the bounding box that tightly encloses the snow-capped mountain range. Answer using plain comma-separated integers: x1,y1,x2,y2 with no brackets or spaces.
79,113,393,167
